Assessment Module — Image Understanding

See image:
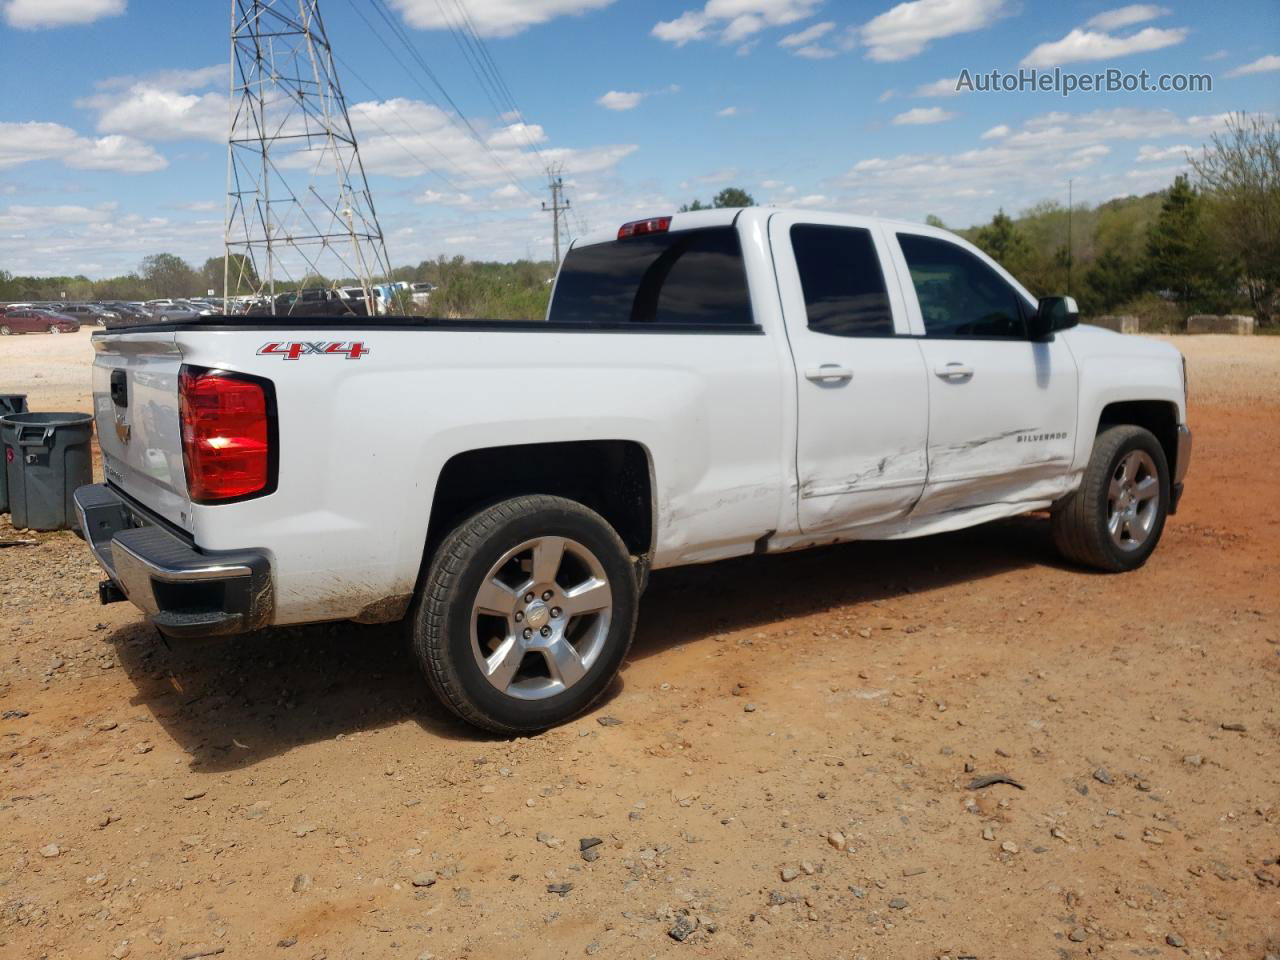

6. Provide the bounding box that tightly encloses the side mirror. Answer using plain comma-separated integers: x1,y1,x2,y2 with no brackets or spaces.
1031,296,1079,340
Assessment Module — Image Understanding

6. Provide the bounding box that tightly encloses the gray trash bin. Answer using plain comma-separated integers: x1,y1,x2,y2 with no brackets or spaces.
0,394,29,514
1,412,94,531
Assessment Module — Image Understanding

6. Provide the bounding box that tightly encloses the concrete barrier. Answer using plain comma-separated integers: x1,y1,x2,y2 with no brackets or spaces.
1186,314,1255,335
1089,315,1140,334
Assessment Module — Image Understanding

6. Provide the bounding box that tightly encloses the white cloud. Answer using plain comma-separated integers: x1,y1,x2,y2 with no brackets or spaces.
860,0,1009,62
596,85,679,111
0,121,166,173
85,86,226,141
1227,54,1280,77
839,108,1232,225
717,106,740,117
1136,143,1192,162
486,122,547,148
0,203,115,227
779,20,834,47
388,0,615,37
415,190,474,206
980,123,1010,139
77,64,227,142
1203,49,1229,62
1084,4,1168,30
892,106,956,125
912,76,964,97
794,44,838,59
597,90,645,111
95,65,226,93
1021,25,1187,68
2,0,124,29
653,0,823,47
335,98,637,187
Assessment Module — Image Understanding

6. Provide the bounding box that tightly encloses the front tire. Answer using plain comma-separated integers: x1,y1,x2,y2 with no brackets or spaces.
411,495,638,734
1052,425,1170,572
0,324,10,336
47,325,61,334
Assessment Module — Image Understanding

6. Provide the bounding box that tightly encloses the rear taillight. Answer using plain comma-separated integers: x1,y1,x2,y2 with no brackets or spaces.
179,367,274,503
618,216,671,239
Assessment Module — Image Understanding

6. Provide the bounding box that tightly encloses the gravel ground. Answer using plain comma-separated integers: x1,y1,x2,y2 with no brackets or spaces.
1,329,1278,960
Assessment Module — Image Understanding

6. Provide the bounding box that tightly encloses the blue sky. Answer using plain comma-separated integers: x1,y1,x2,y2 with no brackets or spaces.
1,0,1277,277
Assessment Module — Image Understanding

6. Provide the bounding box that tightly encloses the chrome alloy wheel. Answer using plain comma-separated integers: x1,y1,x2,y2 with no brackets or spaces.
470,536,613,700
1107,450,1160,551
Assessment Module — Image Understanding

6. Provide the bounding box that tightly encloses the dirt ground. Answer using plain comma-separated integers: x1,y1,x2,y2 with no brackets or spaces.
2,330,1278,960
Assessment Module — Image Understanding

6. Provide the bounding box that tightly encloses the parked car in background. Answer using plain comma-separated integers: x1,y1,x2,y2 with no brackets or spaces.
58,303,120,326
101,301,152,322
245,288,367,317
176,299,218,316
147,303,203,322
409,281,435,307
0,307,80,334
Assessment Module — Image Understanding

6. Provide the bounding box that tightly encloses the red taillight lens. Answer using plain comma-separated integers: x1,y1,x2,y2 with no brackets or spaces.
618,216,672,239
179,367,273,503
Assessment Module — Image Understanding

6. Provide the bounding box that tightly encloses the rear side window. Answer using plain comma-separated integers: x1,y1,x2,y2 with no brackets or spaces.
897,233,1027,339
549,226,753,327
791,224,894,337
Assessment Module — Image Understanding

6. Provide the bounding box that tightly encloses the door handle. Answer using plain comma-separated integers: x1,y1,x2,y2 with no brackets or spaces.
934,362,974,380
805,364,854,383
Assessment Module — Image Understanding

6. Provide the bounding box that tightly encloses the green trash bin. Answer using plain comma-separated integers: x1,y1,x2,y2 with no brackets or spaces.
1,412,94,531
0,394,29,515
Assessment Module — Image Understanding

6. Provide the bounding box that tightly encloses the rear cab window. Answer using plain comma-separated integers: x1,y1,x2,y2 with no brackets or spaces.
549,226,755,328
790,224,895,337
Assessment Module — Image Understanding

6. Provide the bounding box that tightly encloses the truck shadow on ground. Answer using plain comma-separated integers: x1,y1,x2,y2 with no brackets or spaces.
108,515,1067,770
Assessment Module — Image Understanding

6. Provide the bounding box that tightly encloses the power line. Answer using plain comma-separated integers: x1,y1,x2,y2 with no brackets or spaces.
435,0,547,163
359,0,541,199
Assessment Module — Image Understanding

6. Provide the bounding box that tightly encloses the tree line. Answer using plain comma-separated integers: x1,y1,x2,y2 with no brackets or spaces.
959,113,1277,328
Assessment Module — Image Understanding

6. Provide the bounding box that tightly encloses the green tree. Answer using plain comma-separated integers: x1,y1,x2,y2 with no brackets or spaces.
924,214,946,228
1190,112,1280,324
201,255,260,297
679,187,755,212
973,209,1032,273
712,187,755,208
1144,175,1231,310
139,253,198,298
1082,244,1143,313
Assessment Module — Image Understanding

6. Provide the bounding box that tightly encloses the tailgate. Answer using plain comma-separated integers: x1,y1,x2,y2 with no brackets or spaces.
92,332,192,529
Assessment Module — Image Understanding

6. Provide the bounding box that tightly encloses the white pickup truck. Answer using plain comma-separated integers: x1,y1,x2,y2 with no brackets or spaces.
75,208,1191,733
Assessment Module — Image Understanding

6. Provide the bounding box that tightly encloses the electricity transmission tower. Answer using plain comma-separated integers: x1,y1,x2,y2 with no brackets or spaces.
542,166,571,266
225,0,396,315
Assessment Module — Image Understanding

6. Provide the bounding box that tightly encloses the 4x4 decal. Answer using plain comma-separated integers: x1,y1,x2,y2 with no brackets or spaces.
257,341,369,360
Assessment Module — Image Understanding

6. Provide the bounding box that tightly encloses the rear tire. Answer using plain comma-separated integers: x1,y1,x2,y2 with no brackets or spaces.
47,325,60,334
1052,425,1169,572
0,325,10,336
410,495,638,734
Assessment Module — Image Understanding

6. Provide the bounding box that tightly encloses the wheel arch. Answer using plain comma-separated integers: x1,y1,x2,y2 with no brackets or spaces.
1095,400,1180,481
420,439,656,586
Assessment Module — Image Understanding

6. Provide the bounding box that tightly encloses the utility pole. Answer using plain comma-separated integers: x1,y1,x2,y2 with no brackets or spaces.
225,0,396,316
542,166,570,266
1066,178,1073,297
